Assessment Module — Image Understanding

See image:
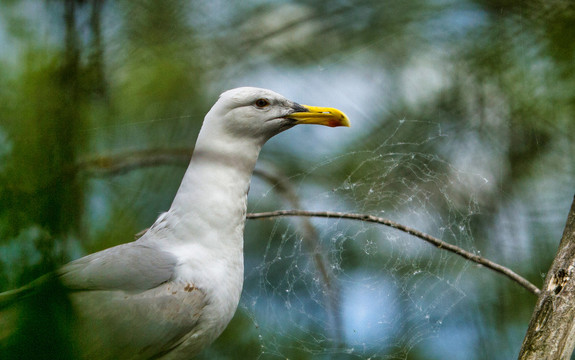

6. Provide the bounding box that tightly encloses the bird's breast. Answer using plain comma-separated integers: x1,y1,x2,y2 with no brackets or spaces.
168,241,245,346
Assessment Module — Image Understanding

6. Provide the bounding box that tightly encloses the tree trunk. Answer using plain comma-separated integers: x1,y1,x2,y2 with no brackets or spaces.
519,196,575,359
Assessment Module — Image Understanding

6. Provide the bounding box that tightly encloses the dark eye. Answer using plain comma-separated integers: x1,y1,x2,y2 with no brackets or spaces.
255,98,270,108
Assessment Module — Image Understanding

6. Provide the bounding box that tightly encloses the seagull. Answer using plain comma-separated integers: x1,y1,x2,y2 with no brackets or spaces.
0,87,349,359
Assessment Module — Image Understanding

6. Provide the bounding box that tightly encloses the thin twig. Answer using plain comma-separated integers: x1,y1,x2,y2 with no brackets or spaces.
77,148,193,177
75,151,541,296
77,151,345,341
247,210,541,296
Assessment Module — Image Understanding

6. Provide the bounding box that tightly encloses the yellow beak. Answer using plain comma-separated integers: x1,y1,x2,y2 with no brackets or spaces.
289,105,350,128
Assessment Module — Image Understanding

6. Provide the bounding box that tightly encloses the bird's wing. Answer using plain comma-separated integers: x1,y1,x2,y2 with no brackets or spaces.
69,280,207,359
0,242,207,359
0,242,177,309
57,242,209,358
58,242,177,291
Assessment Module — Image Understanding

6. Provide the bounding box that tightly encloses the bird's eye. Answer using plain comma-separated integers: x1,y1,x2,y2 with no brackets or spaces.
254,98,270,108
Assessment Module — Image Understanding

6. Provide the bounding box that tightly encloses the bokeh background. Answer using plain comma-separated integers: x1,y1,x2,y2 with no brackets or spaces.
0,0,574,359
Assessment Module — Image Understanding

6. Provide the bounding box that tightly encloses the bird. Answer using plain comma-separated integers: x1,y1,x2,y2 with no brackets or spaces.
0,87,350,359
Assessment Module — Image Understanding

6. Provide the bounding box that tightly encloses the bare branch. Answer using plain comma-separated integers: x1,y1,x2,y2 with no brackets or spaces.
77,148,193,177
519,196,575,359
253,168,343,343
76,150,540,296
247,209,541,296
99,153,345,341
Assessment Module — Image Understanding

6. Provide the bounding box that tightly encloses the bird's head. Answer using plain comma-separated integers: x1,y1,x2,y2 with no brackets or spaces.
204,87,350,142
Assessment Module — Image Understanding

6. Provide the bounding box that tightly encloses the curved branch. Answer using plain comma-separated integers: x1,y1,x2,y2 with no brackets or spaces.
247,210,541,296
75,151,540,295
253,168,343,343
77,151,344,342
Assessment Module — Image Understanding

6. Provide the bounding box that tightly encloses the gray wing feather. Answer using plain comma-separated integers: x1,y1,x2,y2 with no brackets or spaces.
2,241,207,358
70,282,206,359
59,242,178,291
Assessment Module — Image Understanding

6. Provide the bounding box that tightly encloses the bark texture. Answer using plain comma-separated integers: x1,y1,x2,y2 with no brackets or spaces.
519,196,575,359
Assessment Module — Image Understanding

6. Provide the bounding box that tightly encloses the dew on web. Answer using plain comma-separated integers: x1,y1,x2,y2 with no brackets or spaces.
242,119,480,359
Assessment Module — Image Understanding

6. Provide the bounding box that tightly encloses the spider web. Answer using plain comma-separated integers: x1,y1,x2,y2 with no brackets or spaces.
220,119,485,359
1,1,573,359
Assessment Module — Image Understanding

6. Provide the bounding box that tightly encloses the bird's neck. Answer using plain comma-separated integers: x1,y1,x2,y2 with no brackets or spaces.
144,130,264,334
165,130,263,249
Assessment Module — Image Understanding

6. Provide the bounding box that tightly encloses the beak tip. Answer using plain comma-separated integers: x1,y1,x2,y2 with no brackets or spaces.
335,121,351,128
292,105,351,128
336,116,351,128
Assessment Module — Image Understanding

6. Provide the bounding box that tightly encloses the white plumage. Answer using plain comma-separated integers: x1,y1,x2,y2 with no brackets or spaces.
0,87,349,359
